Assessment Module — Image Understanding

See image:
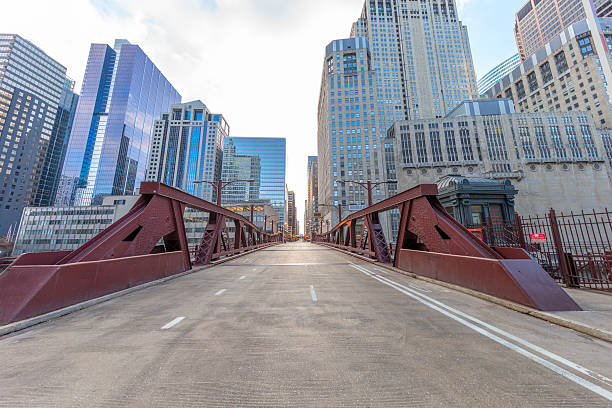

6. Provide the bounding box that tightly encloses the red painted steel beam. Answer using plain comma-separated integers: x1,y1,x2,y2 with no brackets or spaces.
315,183,581,312
140,182,262,232
0,182,281,326
328,184,438,234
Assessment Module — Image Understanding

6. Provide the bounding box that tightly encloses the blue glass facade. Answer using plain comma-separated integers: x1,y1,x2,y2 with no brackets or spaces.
221,137,286,225
57,40,181,206
34,79,79,206
146,101,228,202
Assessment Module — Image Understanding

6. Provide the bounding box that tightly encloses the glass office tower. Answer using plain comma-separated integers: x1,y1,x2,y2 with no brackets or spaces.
57,39,181,206
0,34,73,236
221,137,286,226
477,54,520,95
146,100,229,202
33,78,78,206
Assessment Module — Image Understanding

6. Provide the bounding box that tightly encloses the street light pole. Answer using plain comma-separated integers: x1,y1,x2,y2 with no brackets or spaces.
335,179,396,208
193,178,255,206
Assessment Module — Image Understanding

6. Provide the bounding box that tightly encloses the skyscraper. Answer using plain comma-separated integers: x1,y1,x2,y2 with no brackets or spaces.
305,156,318,235
221,139,261,203
318,0,478,224
286,188,297,235
33,78,78,207
514,0,612,61
318,38,382,216
221,137,286,225
57,39,181,206
146,100,229,202
0,34,74,236
477,54,521,95
486,17,612,131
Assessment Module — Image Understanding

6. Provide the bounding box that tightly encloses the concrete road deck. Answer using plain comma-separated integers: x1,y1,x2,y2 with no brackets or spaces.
1,242,611,407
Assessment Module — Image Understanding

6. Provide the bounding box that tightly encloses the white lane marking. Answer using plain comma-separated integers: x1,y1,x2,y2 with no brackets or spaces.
310,285,318,302
368,268,612,387
350,263,612,401
161,317,185,330
408,283,432,293
373,267,389,274
239,276,246,280
215,289,227,296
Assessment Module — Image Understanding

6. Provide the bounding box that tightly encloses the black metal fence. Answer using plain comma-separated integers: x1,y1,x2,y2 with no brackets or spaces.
470,209,612,291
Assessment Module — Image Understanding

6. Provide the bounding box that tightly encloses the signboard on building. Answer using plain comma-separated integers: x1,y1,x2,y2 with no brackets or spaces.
227,206,264,212
468,228,484,240
530,234,547,243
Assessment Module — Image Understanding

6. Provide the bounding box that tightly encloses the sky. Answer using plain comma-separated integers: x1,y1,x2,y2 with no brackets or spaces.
4,0,525,233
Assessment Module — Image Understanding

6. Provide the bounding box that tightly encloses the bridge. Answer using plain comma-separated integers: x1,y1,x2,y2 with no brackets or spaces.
1,183,611,406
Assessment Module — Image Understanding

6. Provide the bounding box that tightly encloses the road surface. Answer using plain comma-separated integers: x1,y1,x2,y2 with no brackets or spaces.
1,242,611,407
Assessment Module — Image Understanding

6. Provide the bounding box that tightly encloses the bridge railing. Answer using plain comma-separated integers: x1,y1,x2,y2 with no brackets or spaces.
312,184,581,312
0,182,282,326
0,257,16,273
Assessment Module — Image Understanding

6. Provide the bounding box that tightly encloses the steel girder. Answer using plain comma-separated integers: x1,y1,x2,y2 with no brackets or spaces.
0,182,282,325
313,184,580,312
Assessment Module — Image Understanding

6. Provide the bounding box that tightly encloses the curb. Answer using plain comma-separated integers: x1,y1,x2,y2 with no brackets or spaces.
0,244,278,337
317,243,612,344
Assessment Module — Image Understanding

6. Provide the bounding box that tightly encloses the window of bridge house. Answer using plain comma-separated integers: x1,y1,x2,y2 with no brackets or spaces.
471,205,484,225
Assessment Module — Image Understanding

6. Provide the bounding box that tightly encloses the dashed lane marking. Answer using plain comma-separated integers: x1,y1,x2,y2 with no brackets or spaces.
161,317,185,330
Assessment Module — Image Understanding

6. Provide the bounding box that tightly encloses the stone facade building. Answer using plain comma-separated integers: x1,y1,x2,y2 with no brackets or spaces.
487,18,612,133
389,99,612,216
514,0,612,61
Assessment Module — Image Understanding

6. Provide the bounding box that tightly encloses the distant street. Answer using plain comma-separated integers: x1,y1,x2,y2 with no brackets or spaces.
1,242,611,407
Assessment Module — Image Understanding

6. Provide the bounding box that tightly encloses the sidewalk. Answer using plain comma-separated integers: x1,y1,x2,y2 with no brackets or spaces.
546,288,612,335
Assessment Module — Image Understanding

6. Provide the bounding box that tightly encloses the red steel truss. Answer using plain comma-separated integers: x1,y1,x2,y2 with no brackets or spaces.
312,184,581,312
0,182,282,325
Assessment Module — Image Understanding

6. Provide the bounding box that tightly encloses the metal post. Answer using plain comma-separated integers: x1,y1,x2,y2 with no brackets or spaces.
549,209,575,287
367,180,373,207
264,215,267,232
250,205,254,223
514,212,526,249
338,204,342,224
216,180,222,206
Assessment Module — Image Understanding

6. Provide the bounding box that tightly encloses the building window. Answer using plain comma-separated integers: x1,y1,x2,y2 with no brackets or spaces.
527,71,538,93
515,80,526,100
554,51,568,75
540,61,553,84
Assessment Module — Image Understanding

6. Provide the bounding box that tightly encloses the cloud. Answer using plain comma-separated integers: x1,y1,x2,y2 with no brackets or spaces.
2,0,506,232
455,0,473,12
2,0,364,230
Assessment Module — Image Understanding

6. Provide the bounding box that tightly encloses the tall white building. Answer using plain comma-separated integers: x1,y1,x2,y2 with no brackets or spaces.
318,0,478,224
146,100,228,202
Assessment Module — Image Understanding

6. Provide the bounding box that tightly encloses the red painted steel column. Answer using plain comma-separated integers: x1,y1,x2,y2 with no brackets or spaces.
171,201,191,270
549,209,576,287
367,180,373,207
515,212,527,249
